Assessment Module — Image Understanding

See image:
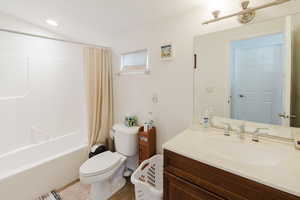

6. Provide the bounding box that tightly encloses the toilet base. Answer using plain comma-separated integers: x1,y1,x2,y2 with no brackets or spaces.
88,177,126,200
112,177,126,196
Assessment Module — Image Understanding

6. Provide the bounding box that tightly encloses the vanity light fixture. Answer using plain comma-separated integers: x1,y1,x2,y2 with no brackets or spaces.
212,10,221,19
46,19,58,27
203,0,291,25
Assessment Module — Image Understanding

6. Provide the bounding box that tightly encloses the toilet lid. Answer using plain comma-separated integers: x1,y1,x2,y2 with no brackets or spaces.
80,151,121,177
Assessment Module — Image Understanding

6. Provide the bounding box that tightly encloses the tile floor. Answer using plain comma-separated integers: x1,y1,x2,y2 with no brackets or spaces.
59,180,135,200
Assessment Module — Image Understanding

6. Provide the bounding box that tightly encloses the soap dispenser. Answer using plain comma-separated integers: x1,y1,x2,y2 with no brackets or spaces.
202,107,213,128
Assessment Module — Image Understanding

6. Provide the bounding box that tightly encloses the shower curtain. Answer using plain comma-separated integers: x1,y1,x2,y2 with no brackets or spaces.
84,47,113,150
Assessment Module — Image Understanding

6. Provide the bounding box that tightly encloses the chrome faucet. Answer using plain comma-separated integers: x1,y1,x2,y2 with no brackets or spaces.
252,128,268,142
237,124,246,140
222,123,232,136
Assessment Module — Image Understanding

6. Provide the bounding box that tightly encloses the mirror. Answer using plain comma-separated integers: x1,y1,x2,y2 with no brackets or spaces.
193,14,300,139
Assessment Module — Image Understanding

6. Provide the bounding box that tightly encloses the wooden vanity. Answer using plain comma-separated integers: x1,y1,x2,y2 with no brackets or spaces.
164,149,300,200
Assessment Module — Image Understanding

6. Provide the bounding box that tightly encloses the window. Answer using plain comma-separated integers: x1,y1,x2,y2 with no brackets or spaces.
120,49,149,74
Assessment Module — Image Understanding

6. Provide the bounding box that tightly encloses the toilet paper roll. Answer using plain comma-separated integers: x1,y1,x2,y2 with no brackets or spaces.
91,144,104,153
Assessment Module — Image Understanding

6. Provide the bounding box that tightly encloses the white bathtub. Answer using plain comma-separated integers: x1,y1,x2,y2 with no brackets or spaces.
0,132,88,200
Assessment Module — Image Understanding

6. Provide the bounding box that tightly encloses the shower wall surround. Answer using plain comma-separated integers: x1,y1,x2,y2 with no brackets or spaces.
0,30,87,155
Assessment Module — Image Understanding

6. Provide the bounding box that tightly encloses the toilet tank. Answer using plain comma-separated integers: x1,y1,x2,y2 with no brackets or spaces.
112,124,139,156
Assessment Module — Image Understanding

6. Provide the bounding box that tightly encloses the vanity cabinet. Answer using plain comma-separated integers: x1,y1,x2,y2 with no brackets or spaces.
164,171,224,200
164,150,300,200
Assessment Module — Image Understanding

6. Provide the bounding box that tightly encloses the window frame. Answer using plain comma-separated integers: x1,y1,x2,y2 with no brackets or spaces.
119,49,149,75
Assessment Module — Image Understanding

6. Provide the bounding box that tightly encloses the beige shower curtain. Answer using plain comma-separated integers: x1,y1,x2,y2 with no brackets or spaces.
84,47,113,150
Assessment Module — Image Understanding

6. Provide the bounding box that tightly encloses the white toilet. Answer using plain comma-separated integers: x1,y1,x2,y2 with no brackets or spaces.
80,124,139,200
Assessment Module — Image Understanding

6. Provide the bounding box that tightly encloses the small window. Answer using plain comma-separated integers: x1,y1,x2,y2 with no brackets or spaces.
120,49,149,74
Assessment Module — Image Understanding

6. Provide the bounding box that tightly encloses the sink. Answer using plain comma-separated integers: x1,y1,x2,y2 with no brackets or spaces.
163,127,300,198
196,132,287,167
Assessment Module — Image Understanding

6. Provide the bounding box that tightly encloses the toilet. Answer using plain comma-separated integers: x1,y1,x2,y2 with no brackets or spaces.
79,124,139,200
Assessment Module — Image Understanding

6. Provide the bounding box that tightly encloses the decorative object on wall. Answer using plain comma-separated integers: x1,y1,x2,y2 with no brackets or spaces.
203,0,291,25
160,44,173,60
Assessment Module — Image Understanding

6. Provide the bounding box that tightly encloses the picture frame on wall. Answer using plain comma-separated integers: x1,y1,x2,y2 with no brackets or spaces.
160,44,173,60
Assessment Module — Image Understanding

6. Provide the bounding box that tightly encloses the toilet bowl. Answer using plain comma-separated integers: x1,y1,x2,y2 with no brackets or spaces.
80,151,127,200
79,124,139,200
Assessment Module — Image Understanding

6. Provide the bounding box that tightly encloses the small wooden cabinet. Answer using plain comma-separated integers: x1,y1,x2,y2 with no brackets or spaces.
164,150,300,200
138,126,156,164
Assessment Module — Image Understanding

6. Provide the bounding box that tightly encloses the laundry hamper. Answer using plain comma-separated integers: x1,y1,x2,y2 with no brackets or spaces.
131,155,163,200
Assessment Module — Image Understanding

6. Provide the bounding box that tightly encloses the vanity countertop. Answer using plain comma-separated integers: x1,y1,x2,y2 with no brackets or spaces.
163,127,300,197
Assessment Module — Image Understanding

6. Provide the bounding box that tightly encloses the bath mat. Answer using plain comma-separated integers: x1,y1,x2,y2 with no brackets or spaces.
36,191,62,200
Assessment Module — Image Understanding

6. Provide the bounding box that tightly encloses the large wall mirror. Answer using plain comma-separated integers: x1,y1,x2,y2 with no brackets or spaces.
193,14,300,139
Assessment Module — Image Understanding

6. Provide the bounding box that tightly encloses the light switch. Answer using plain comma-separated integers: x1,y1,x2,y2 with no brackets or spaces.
205,87,215,94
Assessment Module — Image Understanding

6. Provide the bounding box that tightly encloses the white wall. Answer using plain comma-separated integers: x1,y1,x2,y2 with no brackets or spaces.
111,3,300,153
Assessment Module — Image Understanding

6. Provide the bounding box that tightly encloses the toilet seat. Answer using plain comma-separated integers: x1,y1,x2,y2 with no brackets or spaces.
80,151,121,177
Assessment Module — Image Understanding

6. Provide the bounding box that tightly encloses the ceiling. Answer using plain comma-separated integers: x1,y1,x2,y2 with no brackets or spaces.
0,0,203,40
0,0,297,44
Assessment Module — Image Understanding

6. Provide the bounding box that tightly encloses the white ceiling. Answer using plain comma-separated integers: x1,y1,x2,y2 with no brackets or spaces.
0,0,203,39
0,0,297,44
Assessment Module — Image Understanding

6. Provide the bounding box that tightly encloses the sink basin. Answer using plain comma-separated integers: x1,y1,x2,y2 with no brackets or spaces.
196,132,287,167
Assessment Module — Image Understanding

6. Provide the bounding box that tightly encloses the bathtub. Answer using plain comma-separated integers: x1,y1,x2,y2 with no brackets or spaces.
0,132,88,200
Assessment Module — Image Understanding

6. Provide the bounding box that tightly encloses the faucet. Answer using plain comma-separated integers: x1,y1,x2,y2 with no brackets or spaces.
252,128,269,142
237,124,246,140
222,122,232,136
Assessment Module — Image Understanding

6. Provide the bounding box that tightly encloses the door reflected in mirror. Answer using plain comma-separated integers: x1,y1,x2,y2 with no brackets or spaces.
230,33,285,126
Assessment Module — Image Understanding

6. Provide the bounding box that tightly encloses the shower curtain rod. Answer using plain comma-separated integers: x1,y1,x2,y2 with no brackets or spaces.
0,28,110,49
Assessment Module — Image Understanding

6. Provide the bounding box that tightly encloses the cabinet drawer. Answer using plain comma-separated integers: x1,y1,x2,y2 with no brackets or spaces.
164,171,225,200
164,150,300,200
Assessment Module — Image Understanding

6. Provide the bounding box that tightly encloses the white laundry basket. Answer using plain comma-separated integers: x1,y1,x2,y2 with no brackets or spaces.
131,155,163,200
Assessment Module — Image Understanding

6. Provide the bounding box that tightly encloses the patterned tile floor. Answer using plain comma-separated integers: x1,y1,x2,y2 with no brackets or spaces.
59,180,135,200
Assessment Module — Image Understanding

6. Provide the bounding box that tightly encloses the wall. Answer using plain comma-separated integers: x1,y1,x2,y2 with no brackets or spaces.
111,3,300,153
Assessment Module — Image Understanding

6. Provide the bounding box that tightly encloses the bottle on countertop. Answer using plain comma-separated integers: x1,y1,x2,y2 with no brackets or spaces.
202,107,213,128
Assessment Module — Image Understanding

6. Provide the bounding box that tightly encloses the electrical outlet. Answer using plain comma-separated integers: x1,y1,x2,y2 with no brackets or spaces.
152,93,159,104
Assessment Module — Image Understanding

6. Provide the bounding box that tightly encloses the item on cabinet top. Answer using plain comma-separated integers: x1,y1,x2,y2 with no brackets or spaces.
125,115,138,127
138,126,156,164
147,112,154,127
143,112,154,132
